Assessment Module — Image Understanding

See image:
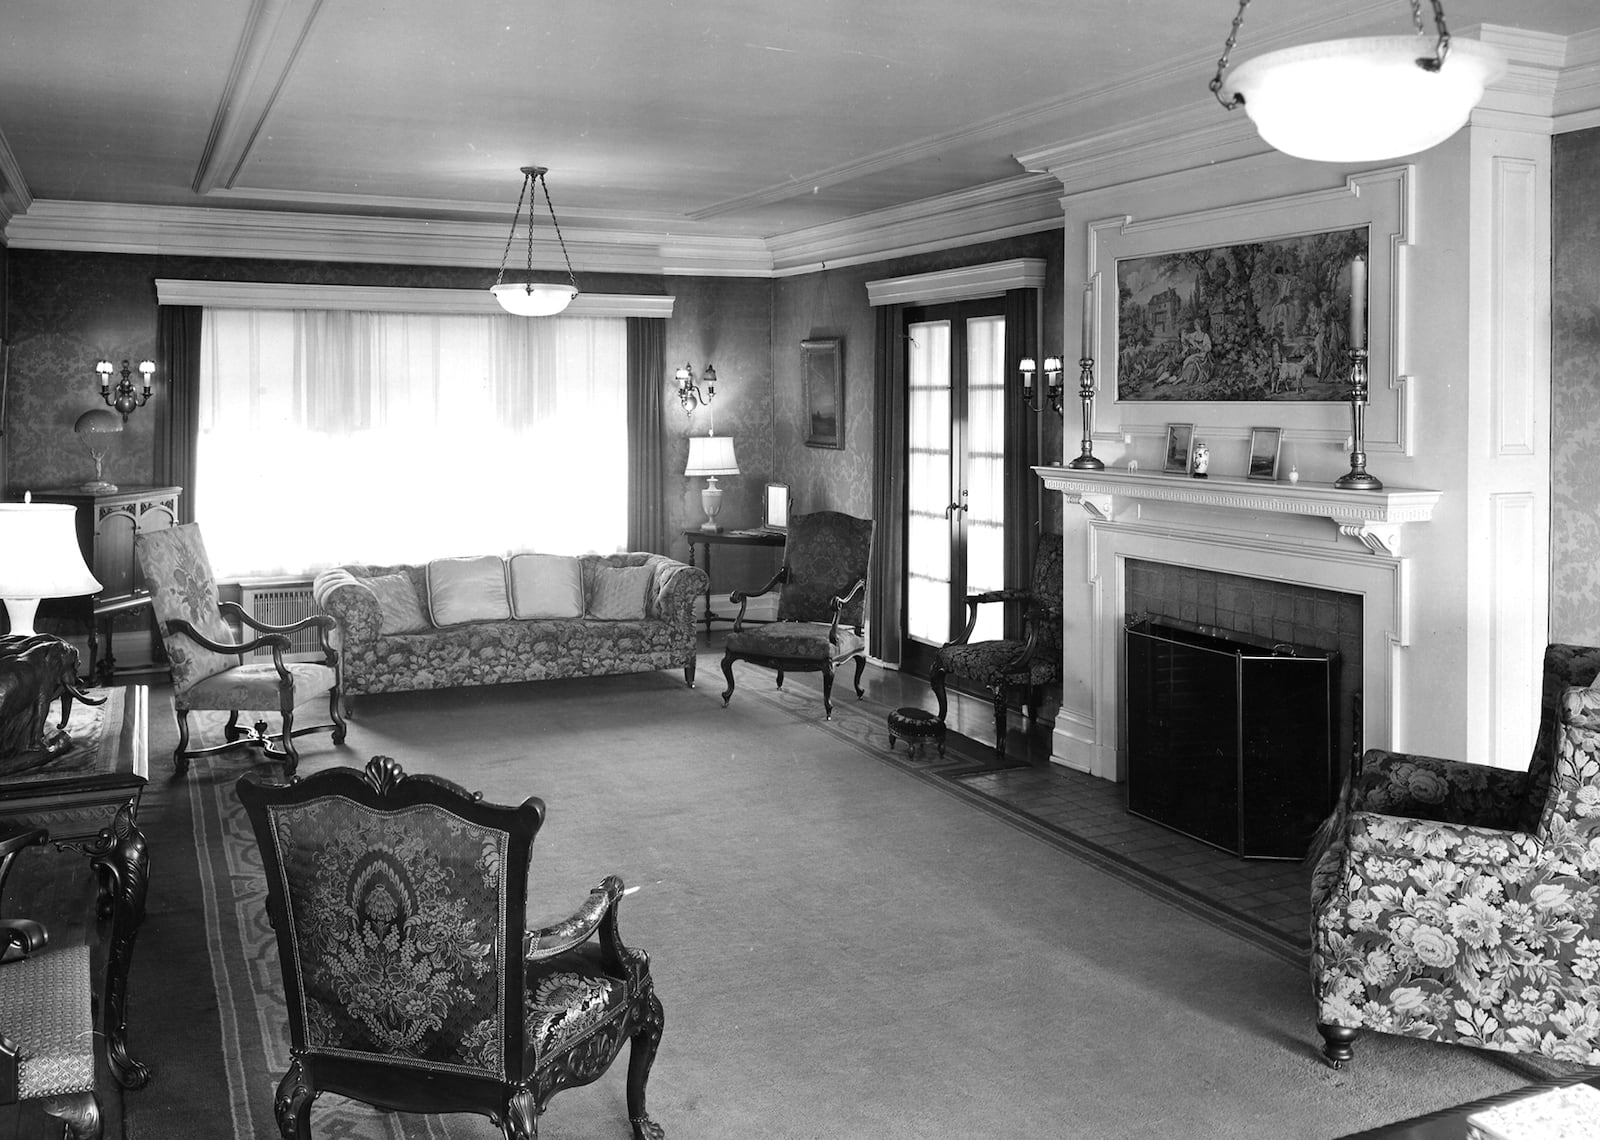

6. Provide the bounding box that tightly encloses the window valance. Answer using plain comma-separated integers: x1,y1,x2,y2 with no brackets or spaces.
155,280,674,318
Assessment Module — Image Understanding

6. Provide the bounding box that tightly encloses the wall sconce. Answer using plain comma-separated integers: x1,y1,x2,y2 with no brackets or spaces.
676,363,718,418
1019,357,1064,416
96,358,155,422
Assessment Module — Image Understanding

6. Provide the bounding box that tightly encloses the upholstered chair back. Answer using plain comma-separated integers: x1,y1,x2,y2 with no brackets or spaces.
237,758,541,1080
776,511,874,628
1028,533,1066,665
1520,643,1600,832
134,523,241,695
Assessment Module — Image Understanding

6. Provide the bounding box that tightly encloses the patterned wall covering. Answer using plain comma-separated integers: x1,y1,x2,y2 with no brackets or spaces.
1552,127,1600,644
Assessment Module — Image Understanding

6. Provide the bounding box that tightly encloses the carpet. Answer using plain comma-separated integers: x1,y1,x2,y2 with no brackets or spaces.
121,668,1534,1139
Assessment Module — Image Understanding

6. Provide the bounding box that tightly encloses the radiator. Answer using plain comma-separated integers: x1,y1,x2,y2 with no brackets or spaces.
238,584,324,662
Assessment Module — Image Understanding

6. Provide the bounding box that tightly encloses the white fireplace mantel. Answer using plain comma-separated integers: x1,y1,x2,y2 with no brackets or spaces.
1034,466,1442,557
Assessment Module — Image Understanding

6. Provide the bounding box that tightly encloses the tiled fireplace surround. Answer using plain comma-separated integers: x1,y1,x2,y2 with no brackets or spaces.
1037,467,1445,783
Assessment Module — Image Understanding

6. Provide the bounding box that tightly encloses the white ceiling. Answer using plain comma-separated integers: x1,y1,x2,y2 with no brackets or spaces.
2,0,1597,273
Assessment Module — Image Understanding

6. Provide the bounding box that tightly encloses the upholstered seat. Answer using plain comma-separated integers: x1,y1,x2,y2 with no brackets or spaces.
135,523,345,776
236,755,664,1140
930,533,1063,756
719,510,874,719
1310,642,1600,1067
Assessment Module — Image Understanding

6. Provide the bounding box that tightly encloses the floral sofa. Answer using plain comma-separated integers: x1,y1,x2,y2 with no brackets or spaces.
313,551,708,710
1310,642,1600,1067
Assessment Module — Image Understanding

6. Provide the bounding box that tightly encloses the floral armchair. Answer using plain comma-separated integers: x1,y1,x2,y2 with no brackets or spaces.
1311,642,1600,1067
719,510,874,719
929,532,1063,757
135,523,344,777
235,755,665,1140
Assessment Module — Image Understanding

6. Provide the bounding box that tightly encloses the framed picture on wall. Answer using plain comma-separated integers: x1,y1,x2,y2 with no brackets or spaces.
1163,423,1194,475
1247,427,1283,480
802,337,843,449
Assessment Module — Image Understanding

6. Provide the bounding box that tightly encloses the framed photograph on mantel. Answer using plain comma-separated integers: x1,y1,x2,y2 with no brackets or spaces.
802,337,843,449
1163,423,1194,475
1247,426,1283,481
1087,165,1414,455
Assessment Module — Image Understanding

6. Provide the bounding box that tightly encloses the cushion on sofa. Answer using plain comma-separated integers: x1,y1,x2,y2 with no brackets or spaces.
508,554,585,619
587,565,653,620
365,571,431,635
426,555,511,626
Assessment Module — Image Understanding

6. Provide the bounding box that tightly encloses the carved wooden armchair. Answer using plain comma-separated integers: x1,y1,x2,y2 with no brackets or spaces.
929,532,1064,756
1311,643,1600,1067
719,510,874,719
235,756,665,1140
0,823,101,1140
134,523,345,777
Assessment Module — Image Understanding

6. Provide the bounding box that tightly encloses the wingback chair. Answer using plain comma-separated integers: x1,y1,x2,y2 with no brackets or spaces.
235,756,665,1140
135,523,345,777
1311,642,1600,1067
719,510,874,719
929,532,1064,756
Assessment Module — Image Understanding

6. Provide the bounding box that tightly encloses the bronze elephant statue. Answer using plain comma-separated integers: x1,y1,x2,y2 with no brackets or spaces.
0,634,100,760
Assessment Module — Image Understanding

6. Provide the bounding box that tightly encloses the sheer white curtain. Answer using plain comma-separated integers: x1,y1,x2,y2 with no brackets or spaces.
197,308,628,578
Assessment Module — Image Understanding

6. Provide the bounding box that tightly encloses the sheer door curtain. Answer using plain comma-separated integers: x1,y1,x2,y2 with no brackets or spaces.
199,309,628,579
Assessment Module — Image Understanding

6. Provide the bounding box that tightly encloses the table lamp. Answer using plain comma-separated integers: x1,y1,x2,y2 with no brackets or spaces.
0,495,102,636
74,408,124,493
685,435,739,532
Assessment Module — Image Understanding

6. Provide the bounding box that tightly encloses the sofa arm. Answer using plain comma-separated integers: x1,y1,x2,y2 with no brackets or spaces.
651,558,709,625
312,569,382,654
1350,748,1530,831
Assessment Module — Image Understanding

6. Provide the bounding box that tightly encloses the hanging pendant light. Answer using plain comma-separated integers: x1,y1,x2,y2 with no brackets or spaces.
1210,0,1506,163
490,165,580,316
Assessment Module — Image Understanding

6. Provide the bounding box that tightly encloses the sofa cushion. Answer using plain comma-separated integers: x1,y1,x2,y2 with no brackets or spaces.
587,565,652,620
426,556,511,626
508,554,585,619
366,571,431,634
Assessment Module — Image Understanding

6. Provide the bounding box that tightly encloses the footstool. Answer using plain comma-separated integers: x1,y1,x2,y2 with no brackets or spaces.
887,707,946,758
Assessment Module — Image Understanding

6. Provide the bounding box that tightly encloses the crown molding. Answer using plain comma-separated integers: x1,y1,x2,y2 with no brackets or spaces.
865,258,1047,307
154,278,674,317
0,125,32,230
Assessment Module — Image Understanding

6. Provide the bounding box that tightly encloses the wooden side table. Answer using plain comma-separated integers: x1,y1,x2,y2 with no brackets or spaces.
682,528,786,639
0,685,151,1091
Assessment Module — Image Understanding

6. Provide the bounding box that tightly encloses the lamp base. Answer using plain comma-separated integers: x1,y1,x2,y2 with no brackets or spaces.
79,479,119,494
1334,471,1384,491
700,478,725,533
1065,455,1105,471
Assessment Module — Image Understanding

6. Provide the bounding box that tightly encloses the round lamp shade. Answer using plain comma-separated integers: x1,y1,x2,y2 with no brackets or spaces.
0,501,102,635
74,408,124,435
490,282,579,317
1221,36,1507,163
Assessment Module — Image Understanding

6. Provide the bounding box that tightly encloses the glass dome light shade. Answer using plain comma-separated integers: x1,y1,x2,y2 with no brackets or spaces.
1221,36,1506,163
490,282,579,317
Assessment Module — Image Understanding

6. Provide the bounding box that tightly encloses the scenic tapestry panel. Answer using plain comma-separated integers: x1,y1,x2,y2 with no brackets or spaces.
1116,226,1369,402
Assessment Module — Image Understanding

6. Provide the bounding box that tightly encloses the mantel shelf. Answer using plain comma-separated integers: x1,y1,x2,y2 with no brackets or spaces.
1033,466,1442,556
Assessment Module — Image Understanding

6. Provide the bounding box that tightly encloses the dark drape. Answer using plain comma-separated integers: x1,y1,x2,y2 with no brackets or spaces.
155,305,202,524
1003,286,1039,637
868,302,908,664
627,317,666,553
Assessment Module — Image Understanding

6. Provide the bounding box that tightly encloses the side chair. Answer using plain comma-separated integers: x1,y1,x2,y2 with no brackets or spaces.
235,755,665,1140
135,523,345,777
930,532,1064,756
720,510,874,719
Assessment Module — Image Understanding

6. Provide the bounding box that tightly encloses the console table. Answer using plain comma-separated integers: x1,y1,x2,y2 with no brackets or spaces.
0,685,151,1090
682,528,786,638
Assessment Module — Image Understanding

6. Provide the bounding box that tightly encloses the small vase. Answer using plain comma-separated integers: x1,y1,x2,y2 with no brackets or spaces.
1192,442,1209,478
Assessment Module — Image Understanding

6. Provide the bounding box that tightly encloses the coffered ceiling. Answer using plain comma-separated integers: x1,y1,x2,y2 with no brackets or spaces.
2,0,1597,275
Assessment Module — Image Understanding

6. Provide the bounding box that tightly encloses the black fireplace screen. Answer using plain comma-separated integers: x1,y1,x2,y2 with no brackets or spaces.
1124,618,1338,860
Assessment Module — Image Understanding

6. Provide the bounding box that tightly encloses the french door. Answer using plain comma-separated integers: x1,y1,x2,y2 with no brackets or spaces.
902,300,1009,676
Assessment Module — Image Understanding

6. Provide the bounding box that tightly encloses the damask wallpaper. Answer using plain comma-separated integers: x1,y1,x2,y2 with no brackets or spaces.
1552,127,1600,643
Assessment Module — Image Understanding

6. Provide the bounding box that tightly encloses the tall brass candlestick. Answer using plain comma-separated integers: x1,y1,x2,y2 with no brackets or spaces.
1334,347,1381,491
1065,356,1104,470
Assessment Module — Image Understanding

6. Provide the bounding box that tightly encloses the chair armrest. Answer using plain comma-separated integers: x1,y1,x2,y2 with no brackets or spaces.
730,567,789,632
950,587,1034,646
163,617,289,659
1346,810,1533,869
1350,749,1529,831
524,876,625,961
223,601,337,663
828,577,868,638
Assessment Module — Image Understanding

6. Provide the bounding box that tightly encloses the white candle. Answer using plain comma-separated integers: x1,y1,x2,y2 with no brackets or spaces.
1081,282,1095,355
1349,256,1367,350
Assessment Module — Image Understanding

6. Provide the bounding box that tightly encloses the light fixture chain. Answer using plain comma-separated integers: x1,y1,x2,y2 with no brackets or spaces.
493,173,532,288
1209,0,1253,110
537,172,580,291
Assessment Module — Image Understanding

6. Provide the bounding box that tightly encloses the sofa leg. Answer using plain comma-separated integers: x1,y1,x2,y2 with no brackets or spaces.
1317,1023,1357,1069
685,657,697,688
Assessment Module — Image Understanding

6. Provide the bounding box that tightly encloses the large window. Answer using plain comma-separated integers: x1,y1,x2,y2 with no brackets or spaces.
198,308,628,578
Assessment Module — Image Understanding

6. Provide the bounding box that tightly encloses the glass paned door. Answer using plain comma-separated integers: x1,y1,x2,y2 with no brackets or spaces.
904,304,1007,672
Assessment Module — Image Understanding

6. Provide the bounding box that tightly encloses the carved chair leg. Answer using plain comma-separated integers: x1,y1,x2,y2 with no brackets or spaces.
852,654,866,700
991,688,1008,757
1318,1023,1358,1068
504,1087,538,1140
223,709,244,741
821,663,835,719
275,1058,315,1140
627,989,666,1140
720,652,737,706
40,1091,101,1140
775,668,785,690
1027,684,1042,725
278,709,300,777
173,708,193,776
930,665,949,723
328,687,347,745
